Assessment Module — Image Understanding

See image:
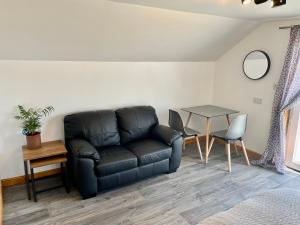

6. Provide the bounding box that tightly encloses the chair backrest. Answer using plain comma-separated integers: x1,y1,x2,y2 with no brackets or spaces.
169,109,185,133
226,114,247,140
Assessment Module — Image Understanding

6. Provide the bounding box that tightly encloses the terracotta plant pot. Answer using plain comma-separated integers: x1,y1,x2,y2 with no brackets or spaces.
26,132,42,150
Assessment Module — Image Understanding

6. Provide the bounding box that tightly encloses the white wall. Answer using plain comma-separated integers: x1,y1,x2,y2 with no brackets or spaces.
0,61,215,179
2,18,300,179
213,19,300,154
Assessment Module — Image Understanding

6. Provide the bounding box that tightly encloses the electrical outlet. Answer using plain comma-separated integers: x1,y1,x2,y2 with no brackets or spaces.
253,97,263,104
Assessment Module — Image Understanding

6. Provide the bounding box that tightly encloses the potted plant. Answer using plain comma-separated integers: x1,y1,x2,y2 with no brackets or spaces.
15,105,54,149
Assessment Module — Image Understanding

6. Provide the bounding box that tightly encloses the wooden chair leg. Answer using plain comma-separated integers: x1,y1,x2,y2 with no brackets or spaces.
226,143,232,172
241,140,250,166
182,139,186,151
195,136,203,161
234,143,239,156
208,137,215,157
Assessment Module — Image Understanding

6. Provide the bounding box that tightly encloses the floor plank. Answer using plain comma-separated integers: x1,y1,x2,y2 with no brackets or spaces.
3,143,300,225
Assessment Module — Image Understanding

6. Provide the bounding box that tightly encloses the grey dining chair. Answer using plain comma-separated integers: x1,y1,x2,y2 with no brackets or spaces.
169,109,203,160
208,114,250,172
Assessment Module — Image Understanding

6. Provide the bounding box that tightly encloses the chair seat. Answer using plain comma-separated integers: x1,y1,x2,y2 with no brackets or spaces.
126,138,172,166
184,127,201,138
96,146,138,176
211,130,239,141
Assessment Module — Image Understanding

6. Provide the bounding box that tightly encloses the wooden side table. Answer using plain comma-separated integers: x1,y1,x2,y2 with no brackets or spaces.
22,140,69,202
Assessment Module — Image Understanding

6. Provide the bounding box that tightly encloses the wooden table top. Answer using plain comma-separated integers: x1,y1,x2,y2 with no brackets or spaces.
22,140,67,161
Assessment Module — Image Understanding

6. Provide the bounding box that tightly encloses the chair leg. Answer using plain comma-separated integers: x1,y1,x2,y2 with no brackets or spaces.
195,136,203,161
208,137,215,157
241,140,250,166
234,143,239,156
182,139,186,151
226,143,232,173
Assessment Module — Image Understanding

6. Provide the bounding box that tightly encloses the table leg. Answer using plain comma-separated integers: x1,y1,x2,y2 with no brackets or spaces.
30,168,37,202
185,112,192,128
61,162,70,193
23,161,31,200
205,118,211,164
64,162,70,193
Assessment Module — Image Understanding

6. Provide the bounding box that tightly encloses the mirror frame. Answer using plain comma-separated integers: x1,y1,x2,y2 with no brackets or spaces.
243,50,271,80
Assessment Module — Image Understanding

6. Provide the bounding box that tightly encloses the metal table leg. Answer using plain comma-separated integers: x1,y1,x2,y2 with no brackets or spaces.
23,161,31,200
30,168,37,202
61,162,70,193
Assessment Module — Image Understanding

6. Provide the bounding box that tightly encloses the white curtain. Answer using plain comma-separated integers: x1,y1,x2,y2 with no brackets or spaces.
286,103,300,168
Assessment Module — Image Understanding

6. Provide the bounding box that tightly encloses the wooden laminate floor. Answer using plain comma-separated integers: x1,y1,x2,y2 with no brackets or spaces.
3,143,300,225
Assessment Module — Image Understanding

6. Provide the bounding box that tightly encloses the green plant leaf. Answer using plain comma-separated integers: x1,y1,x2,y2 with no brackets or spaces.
15,105,55,135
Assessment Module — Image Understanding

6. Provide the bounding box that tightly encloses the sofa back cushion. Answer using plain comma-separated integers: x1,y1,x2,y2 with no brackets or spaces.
116,106,159,144
64,110,120,148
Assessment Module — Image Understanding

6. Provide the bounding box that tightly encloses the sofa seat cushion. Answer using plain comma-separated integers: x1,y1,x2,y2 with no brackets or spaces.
126,139,172,166
95,146,138,176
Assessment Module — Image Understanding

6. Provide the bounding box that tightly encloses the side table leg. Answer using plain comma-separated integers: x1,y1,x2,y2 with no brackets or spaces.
24,161,31,200
62,162,70,193
30,168,37,202
61,162,66,192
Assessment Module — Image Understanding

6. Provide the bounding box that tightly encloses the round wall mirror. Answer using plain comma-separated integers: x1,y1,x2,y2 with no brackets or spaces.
243,50,270,80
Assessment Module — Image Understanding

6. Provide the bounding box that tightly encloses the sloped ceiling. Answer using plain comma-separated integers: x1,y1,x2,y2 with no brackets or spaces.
112,0,300,21
0,0,275,61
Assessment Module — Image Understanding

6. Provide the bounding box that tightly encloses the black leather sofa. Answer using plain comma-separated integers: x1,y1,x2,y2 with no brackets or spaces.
64,106,183,199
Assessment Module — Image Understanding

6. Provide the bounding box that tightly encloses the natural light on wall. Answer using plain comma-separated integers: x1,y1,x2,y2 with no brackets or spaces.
292,107,300,164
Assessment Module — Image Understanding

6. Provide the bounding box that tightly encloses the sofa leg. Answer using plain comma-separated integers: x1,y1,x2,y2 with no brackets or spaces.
167,169,177,174
82,193,97,200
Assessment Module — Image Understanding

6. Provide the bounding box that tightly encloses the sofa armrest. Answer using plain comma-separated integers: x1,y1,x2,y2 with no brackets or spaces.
169,137,183,173
76,158,98,199
69,139,100,161
151,125,182,146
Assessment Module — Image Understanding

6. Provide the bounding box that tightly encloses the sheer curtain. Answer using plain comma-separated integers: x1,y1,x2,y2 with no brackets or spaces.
286,103,300,170
254,25,300,174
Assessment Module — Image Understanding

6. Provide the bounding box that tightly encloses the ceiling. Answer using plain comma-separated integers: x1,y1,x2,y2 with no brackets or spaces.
111,0,300,21
0,0,297,61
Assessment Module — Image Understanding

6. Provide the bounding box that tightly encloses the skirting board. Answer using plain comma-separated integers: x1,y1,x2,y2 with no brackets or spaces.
2,137,261,188
185,136,261,160
1,168,61,188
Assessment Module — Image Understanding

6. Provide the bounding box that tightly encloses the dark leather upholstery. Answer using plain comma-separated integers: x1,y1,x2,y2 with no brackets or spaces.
151,125,182,145
116,106,158,144
69,139,100,161
96,146,137,176
64,110,120,148
76,158,98,199
64,106,182,199
169,137,183,173
126,138,172,166
97,160,169,191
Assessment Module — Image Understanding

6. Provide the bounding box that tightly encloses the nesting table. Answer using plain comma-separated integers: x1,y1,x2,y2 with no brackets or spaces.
182,105,239,163
22,140,69,202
